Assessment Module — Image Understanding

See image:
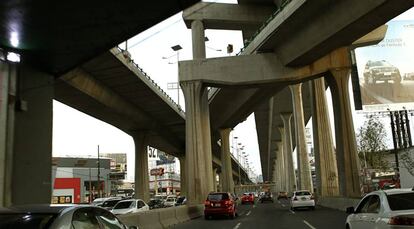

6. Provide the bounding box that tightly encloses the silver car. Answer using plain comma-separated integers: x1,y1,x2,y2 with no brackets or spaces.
0,204,138,229
346,188,414,229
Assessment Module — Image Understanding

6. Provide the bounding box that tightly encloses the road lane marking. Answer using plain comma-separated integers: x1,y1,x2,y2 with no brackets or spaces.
281,204,285,207
253,205,256,208
303,220,316,229
246,210,251,216
289,209,295,214
233,222,242,229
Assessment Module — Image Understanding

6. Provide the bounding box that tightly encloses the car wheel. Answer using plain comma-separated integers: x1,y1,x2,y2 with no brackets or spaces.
204,215,210,220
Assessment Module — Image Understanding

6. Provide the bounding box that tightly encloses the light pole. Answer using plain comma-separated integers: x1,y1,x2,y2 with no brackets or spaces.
163,45,182,106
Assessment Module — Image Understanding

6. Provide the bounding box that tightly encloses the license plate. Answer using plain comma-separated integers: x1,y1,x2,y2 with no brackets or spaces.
301,197,307,201
384,72,391,76
214,203,221,207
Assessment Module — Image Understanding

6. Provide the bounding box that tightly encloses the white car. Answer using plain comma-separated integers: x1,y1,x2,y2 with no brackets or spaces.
111,199,149,215
164,196,177,207
346,188,414,229
290,190,315,210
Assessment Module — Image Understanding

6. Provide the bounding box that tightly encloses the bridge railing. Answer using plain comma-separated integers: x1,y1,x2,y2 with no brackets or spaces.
236,0,292,56
115,46,185,115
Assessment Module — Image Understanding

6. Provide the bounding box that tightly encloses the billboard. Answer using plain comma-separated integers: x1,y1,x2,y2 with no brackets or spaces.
355,20,414,110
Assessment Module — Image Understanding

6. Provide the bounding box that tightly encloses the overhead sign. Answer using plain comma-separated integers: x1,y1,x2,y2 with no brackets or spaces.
150,168,164,176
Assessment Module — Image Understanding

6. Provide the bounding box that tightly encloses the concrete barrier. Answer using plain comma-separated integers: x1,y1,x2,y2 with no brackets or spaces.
175,206,191,223
317,197,361,211
187,204,204,219
158,207,178,228
118,211,162,229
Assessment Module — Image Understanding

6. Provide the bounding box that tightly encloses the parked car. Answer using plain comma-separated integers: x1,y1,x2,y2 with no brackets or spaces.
241,193,255,204
260,192,274,203
345,188,414,229
290,190,315,210
111,199,149,215
404,72,414,80
92,197,111,206
204,192,237,219
363,60,401,85
163,196,177,207
277,191,288,200
148,199,164,209
0,204,138,229
175,196,186,206
101,197,123,210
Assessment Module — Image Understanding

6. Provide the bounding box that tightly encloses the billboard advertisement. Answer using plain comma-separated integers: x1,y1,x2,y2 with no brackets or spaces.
355,19,414,110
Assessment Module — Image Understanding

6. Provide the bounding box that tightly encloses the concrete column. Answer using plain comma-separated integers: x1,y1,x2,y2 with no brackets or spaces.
179,157,187,197
191,20,206,59
132,133,150,202
290,84,313,191
327,69,361,197
276,140,287,191
0,64,54,206
181,81,214,205
212,167,217,192
218,170,223,192
280,114,296,193
311,78,339,197
219,128,234,193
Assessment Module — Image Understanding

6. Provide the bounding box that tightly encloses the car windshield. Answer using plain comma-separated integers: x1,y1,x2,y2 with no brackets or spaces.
208,193,229,201
166,198,175,202
295,191,311,196
0,213,56,229
114,201,133,209
101,200,120,207
370,61,391,67
387,193,414,210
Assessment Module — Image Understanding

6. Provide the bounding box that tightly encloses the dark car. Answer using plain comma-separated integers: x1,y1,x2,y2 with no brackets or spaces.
260,192,274,203
204,192,237,219
175,196,186,206
363,60,401,85
0,204,138,229
148,199,164,210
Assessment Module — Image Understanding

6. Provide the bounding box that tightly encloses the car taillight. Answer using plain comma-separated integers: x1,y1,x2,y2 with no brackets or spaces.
204,200,211,206
389,216,414,225
223,200,232,206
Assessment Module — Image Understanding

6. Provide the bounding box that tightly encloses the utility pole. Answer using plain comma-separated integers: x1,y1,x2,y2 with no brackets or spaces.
97,145,101,198
89,167,92,203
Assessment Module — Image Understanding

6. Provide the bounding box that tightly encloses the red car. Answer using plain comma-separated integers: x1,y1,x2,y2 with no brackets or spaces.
204,192,237,219
241,193,255,204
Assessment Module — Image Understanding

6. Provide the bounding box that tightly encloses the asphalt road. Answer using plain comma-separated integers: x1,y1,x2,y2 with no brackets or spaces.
172,199,348,229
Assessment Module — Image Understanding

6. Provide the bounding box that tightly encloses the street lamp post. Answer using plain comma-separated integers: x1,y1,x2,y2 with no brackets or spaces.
164,45,182,106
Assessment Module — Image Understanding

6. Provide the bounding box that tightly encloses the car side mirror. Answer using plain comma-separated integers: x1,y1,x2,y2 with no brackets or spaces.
346,207,355,214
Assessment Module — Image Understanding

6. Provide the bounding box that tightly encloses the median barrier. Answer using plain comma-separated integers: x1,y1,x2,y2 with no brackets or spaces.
175,206,191,223
187,204,204,219
158,207,179,228
118,210,162,229
317,197,361,211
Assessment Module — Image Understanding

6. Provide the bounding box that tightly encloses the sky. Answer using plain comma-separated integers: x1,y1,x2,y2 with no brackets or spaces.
52,2,414,182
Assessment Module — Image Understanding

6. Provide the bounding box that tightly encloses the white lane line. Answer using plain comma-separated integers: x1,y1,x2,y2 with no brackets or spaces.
289,209,295,214
253,205,256,208
281,204,286,207
233,222,242,229
246,210,251,216
303,220,316,229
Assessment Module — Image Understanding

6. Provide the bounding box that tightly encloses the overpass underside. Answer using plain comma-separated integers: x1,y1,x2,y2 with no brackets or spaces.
180,0,414,204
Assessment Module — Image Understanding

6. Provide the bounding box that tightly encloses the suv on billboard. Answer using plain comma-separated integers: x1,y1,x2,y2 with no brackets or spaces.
363,60,401,85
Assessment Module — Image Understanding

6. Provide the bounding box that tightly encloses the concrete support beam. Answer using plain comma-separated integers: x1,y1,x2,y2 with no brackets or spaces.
179,157,187,197
191,20,206,60
183,2,274,31
0,64,54,206
181,81,214,205
212,168,218,192
327,69,361,197
311,78,339,197
133,133,150,202
279,120,295,193
219,128,235,193
290,84,313,191
179,47,351,87
276,141,285,192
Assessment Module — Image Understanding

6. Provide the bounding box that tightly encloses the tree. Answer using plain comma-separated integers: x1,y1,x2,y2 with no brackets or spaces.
400,148,414,176
357,115,389,171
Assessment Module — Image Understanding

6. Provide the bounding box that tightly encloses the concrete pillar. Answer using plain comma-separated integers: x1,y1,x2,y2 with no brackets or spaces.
191,20,206,59
280,114,296,193
181,81,214,205
0,63,54,206
219,128,234,193
327,69,361,197
311,78,339,197
179,157,187,197
290,84,313,191
132,133,150,202
212,168,217,192
218,170,223,192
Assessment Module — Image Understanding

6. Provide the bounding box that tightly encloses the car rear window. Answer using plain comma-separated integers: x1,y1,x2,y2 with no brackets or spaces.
295,191,311,196
387,193,414,210
208,193,229,201
114,201,133,209
102,200,120,207
0,213,56,229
